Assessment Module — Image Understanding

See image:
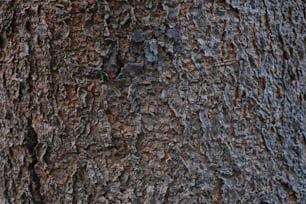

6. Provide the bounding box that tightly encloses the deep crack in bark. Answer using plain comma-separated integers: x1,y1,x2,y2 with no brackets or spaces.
25,119,43,204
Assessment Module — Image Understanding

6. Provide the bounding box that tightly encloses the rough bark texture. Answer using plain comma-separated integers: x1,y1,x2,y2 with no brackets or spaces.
0,0,305,203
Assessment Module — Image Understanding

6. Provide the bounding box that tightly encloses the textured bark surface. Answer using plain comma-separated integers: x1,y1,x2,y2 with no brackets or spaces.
0,0,305,203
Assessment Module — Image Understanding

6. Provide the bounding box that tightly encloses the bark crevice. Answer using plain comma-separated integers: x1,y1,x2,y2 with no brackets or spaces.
24,119,43,204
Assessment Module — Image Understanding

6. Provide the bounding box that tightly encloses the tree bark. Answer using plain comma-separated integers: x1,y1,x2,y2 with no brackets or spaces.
0,0,305,203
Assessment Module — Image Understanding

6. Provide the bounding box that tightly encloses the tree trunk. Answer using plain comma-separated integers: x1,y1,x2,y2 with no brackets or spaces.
0,0,305,203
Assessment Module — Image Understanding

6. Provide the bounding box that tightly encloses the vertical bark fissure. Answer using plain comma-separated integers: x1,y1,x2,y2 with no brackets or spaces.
24,119,43,203
2,154,12,204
